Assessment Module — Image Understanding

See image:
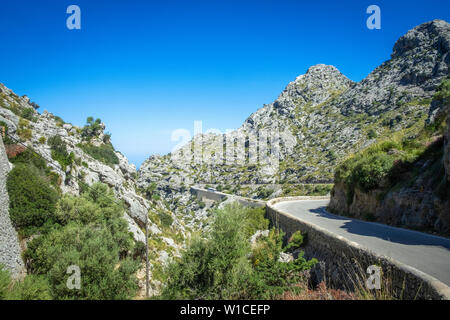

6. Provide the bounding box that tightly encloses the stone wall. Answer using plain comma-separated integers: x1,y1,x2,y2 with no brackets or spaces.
190,187,266,208
0,135,24,279
266,197,450,300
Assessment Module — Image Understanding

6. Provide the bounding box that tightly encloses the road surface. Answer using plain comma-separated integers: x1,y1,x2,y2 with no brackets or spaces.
273,199,450,286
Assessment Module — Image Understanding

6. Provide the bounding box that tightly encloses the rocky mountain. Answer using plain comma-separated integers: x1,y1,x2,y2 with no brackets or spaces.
1,19,449,297
138,20,450,203
0,83,213,296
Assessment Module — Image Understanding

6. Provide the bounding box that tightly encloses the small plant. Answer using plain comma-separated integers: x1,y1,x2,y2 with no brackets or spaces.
17,119,32,141
285,231,304,252
77,142,119,166
48,135,74,171
6,163,59,233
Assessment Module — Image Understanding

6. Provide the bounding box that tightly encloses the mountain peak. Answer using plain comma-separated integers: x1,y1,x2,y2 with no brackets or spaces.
392,19,450,59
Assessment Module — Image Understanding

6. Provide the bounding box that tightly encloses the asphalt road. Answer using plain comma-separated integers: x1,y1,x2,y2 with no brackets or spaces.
273,200,450,286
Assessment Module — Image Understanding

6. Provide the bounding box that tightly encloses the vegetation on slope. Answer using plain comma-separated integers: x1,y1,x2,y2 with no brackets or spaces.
157,204,317,300
331,77,450,227
4,143,141,299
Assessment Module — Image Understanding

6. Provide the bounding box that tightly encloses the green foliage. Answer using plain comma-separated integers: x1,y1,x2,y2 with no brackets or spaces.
0,265,10,300
21,108,37,122
48,135,74,171
17,118,32,141
7,275,52,300
7,163,59,233
351,153,395,192
159,204,316,300
285,231,304,252
198,200,206,209
81,117,103,139
157,211,173,228
255,186,273,199
367,128,377,139
0,265,51,300
249,230,316,299
434,77,450,104
144,182,157,200
77,142,119,166
335,78,450,206
38,136,46,144
23,183,139,300
281,184,333,197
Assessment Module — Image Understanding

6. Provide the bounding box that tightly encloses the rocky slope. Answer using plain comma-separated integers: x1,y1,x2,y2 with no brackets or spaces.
138,20,450,205
0,135,24,279
0,83,211,295
327,20,450,235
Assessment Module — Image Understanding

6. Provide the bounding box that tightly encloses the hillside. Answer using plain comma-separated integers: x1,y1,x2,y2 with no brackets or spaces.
329,77,450,235
138,20,450,203
0,84,215,297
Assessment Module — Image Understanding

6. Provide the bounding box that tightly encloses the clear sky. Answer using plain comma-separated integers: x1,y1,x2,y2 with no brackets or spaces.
0,0,449,167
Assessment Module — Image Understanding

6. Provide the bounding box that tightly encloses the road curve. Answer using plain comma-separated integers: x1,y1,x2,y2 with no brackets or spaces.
273,199,450,286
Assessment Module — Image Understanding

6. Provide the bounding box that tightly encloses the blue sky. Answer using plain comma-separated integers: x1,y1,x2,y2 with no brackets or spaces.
0,0,449,167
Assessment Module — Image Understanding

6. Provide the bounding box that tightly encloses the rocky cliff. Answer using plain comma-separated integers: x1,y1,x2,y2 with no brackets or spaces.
0,83,210,295
328,22,450,235
138,20,450,206
0,135,24,278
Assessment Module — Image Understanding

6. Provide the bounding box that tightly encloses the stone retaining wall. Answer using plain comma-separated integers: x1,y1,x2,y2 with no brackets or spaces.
0,135,24,279
266,197,450,300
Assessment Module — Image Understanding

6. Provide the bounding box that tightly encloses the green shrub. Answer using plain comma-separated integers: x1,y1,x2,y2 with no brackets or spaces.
285,231,304,252
21,108,37,122
23,183,139,300
0,266,51,300
7,163,59,232
0,265,10,300
81,117,103,139
17,119,32,141
7,275,52,300
8,148,61,190
77,142,119,166
351,153,395,192
25,222,138,300
159,204,316,300
367,129,377,139
48,136,74,171
158,211,173,228
38,136,46,144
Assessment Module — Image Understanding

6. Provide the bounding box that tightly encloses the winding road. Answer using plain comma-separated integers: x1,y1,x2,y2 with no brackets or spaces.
273,199,450,286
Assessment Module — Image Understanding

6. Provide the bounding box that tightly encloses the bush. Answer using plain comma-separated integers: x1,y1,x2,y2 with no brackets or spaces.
157,211,173,228
0,265,10,300
351,153,395,192
23,183,139,300
159,204,316,300
285,231,304,252
17,119,32,141
7,275,52,300
77,142,119,166
25,222,138,300
21,108,37,122
0,266,51,300
81,117,103,139
7,163,59,232
48,135,74,171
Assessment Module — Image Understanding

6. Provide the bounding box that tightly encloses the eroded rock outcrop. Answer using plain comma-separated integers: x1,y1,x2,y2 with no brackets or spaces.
0,135,24,278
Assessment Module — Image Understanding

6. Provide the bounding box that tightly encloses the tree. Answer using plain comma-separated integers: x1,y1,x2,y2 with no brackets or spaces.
7,163,59,232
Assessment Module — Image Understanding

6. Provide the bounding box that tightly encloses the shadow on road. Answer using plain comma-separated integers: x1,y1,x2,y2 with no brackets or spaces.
308,207,450,249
